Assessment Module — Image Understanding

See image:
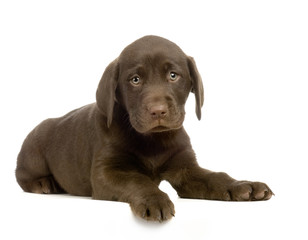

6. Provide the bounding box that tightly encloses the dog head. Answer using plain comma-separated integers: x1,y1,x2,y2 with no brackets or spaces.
96,36,204,134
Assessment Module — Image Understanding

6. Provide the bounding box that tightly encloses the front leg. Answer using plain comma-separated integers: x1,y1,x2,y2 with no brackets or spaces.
91,156,175,222
163,151,273,201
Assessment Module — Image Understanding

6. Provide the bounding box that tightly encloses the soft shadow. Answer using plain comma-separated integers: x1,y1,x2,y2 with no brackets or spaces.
131,212,173,227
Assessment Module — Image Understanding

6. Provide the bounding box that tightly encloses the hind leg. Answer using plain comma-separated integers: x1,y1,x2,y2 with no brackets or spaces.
16,131,65,194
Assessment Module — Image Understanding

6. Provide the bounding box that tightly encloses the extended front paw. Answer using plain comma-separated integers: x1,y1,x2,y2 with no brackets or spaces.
226,181,274,201
130,192,175,222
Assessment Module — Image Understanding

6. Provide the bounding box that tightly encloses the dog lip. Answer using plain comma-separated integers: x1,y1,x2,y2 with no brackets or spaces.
149,126,170,132
131,115,184,134
148,121,183,133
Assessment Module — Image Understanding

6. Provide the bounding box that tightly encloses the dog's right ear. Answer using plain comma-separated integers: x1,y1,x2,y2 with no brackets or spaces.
96,58,119,128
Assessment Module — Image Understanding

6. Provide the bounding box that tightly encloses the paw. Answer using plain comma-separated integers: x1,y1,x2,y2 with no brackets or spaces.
227,181,274,201
130,192,175,222
32,176,60,194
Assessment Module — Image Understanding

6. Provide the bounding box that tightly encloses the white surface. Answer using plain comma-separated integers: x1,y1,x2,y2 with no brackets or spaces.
1,0,308,239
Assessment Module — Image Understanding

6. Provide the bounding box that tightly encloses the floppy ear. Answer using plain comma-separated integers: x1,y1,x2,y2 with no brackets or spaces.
96,58,119,127
187,56,204,120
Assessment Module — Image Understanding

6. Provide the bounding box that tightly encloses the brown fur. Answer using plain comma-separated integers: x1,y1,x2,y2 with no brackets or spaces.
16,36,273,222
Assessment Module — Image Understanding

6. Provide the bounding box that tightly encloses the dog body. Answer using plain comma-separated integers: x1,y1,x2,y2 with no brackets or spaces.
16,36,273,222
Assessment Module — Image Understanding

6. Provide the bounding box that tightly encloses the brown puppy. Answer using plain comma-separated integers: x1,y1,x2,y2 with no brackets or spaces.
16,36,273,222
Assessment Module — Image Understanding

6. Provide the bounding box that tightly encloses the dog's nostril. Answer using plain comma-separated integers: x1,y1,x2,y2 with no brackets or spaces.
151,111,166,116
149,105,168,119
151,111,167,117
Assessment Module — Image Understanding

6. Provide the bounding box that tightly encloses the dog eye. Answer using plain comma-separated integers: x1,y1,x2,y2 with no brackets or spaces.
169,72,179,81
130,76,141,85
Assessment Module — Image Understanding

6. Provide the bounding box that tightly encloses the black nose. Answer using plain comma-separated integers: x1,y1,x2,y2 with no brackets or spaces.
149,105,168,119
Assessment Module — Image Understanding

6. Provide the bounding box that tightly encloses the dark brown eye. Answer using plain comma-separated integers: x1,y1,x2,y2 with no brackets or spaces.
169,72,178,81
131,76,141,85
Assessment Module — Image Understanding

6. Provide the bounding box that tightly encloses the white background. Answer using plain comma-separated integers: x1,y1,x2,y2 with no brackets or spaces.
1,0,308,239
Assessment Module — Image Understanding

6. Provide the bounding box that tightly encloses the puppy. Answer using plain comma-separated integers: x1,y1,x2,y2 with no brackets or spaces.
16,36,273,222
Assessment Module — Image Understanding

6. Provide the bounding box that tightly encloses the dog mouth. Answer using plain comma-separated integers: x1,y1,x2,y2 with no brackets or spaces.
132,118,184,134
149,125,171,133
129,110,185,134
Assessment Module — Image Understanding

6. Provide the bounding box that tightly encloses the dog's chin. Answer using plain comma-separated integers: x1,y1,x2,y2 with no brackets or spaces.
130,114,185,134
132,122,183,134
149,126,173,133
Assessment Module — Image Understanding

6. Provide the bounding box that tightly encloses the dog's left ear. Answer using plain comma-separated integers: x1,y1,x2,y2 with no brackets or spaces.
187,56,204,120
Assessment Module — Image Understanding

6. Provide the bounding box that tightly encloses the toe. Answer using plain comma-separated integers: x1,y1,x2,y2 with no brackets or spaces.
229,181,253,201
251,182,273,200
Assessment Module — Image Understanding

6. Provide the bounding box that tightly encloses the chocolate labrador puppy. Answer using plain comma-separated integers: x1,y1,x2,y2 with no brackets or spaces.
16,36,273,222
